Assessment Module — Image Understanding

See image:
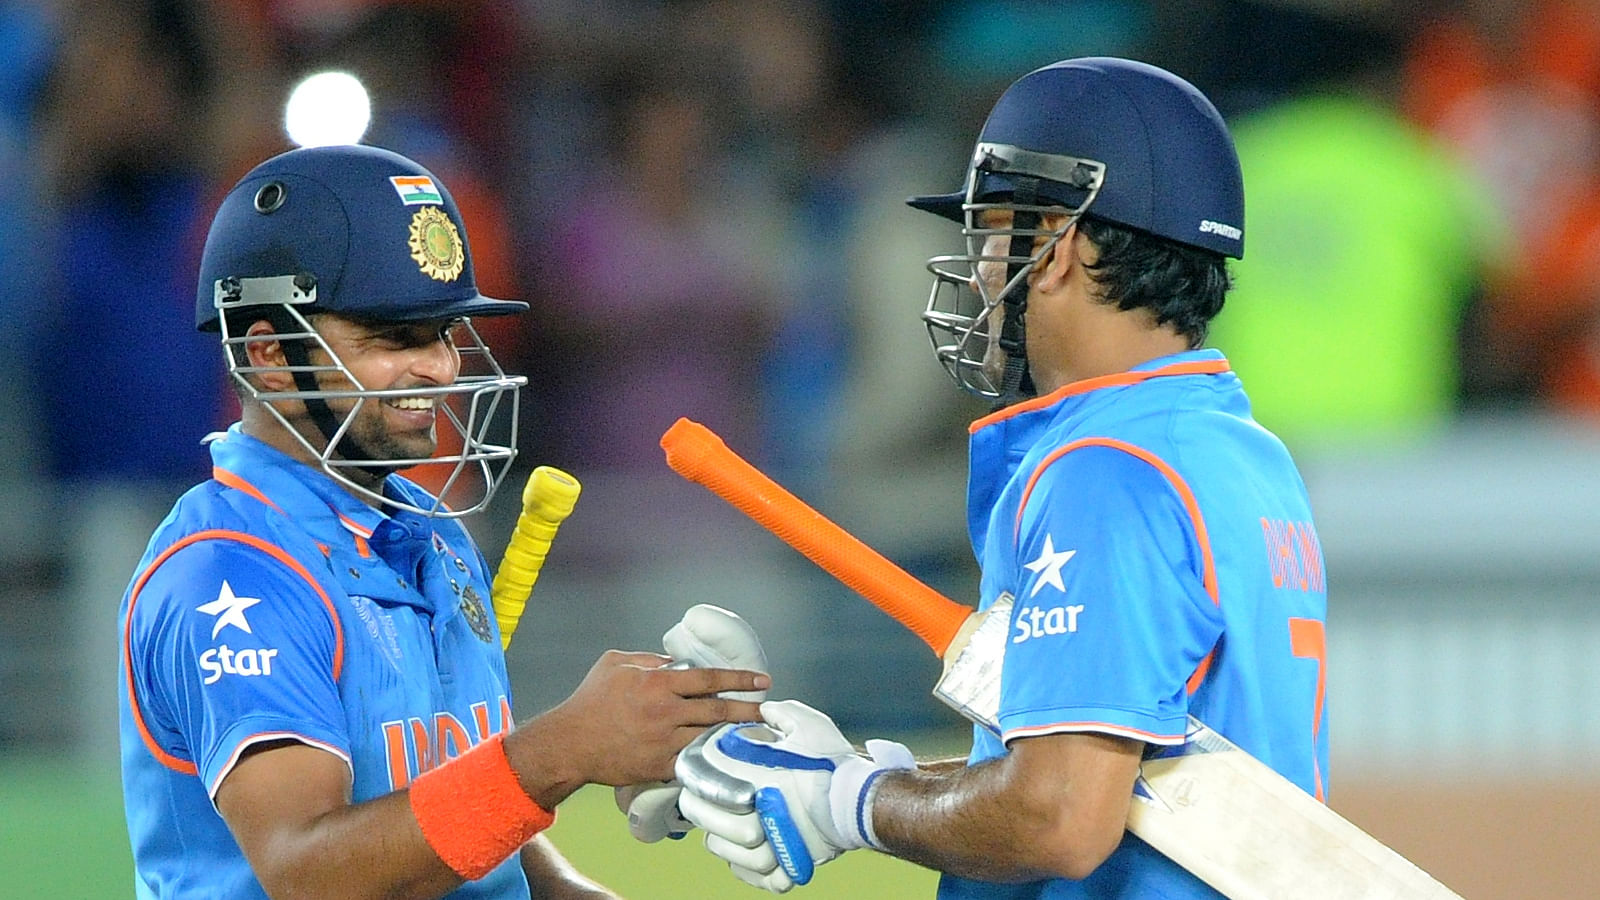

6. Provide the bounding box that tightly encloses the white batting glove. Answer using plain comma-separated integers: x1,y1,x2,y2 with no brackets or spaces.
675,699,914,892
620,604,769,843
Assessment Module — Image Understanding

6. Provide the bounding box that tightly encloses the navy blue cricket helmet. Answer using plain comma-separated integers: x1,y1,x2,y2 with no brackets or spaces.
195,143,527,331
193,144,528,518
909,57,1244,258
911,58,1244,402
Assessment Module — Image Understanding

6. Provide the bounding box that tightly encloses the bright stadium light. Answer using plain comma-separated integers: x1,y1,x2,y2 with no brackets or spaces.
284,71,371,148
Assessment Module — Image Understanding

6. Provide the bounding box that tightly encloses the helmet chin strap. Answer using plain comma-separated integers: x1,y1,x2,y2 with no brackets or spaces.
994,176,1040,407
277,332,378,466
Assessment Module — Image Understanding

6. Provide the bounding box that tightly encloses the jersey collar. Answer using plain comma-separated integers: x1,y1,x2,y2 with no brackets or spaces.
208,424,393,541
968,349,1232,435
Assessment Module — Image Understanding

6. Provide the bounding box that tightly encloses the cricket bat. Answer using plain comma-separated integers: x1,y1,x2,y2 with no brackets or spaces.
660,417,1462,900
490,465,581,650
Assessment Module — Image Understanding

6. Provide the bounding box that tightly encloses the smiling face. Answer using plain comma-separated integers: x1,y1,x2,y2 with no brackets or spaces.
240,312,464,484
307,314,464,465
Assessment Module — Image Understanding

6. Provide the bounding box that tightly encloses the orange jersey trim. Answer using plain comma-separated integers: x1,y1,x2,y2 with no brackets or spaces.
123,529,346,775
213,466,284,514
969,358,1232,434
1289,617,1328,802
336,513,374,539
335,514,375,558
1013,437,1220,695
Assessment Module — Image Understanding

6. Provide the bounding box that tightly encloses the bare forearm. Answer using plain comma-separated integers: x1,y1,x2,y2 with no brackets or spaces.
869,736,1137,884
247,789,463,900
221,658,768,899
871,763,1067,883
521,836,618,899
225,737,550,900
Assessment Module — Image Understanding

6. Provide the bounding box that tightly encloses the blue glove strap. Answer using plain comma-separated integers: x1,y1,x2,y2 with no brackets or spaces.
755,786,815,885
717,728,837,771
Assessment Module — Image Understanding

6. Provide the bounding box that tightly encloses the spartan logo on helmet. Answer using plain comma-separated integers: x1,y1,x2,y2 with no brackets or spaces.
408,207,465,282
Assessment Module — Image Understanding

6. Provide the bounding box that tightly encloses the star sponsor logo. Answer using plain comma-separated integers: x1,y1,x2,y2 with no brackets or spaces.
1022,535,1075,598
1011,601,1084,644
199,645,279,685
196,581,278,685
197,581,263,639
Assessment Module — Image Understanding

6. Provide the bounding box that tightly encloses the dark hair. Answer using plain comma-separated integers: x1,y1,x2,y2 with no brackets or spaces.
1075,216,1232,347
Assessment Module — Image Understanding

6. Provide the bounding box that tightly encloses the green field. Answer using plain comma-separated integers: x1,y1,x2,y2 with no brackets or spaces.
0,755,944,898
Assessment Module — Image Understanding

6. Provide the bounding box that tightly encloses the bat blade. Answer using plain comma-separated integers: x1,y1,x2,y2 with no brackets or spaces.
933,601,1462,898
1132,720,1462,900
660,418,1463,900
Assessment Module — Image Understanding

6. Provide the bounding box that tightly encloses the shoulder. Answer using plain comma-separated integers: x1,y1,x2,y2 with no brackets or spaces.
130,493,339,645
1022,438,1186,505
1016,439,1192,542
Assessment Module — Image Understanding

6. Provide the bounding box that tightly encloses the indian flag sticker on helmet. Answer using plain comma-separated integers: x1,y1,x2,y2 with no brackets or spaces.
390,175,444,205
408,207,464,282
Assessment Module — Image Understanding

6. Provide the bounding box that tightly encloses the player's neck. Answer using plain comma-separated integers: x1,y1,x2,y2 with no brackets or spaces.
1030,311,1191,394
239,404,390,504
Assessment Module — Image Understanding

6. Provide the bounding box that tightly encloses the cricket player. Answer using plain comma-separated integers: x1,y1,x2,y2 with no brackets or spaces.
117,144,769,899
674,57,1330,898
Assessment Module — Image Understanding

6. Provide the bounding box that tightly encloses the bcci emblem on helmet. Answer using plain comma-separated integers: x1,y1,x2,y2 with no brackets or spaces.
408,207,464,282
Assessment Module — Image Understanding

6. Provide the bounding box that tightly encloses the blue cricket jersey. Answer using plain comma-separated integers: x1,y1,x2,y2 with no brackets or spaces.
939,350,1329,900
119,425,530,898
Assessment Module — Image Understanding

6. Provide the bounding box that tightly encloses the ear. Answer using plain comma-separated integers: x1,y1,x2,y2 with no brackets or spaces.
243,320,295,391
1033,218,1080,292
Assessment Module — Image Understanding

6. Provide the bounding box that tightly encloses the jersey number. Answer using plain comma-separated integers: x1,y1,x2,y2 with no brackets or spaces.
1288,617,1326,802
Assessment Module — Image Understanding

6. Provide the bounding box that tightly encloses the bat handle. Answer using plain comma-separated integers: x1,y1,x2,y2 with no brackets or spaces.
491,466,582,650
661,417,972,655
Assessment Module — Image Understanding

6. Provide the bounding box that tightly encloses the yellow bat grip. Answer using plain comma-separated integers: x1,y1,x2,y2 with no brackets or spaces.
491,466,581,650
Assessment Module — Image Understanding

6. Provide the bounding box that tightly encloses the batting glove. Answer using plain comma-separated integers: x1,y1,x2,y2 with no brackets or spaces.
620,604,769,843
675,699,914,892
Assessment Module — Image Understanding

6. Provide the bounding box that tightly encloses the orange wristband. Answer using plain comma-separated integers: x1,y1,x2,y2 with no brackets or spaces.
409,733,556,881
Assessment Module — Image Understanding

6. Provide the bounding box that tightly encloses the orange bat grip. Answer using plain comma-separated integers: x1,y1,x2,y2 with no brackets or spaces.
660,418,972,656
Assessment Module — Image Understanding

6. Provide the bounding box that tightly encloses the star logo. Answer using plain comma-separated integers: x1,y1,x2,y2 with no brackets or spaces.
1022,535,1076,598
197,581,264,639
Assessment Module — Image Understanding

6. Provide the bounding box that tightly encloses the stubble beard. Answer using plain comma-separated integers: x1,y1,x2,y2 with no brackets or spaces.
322,398,439,488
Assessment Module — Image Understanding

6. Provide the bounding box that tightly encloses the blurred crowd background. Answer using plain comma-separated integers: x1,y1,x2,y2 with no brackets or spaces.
4,0,1600,896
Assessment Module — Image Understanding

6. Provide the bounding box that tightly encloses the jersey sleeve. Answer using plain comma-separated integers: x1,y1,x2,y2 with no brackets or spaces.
127,535,350,798
998,444,1224,746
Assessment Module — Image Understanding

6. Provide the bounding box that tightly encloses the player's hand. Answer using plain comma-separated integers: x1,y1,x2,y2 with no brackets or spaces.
513,650,768,805
617,603,770,843
675,700,914,892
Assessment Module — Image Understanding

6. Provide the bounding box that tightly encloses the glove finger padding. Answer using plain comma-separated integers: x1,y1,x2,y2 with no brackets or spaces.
663,603,770,703
703,828,782,873
729,859,795,895
676,719,843,887
758,699,854,757
624,604,771,843
678,786,768,847
620,781,692,843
